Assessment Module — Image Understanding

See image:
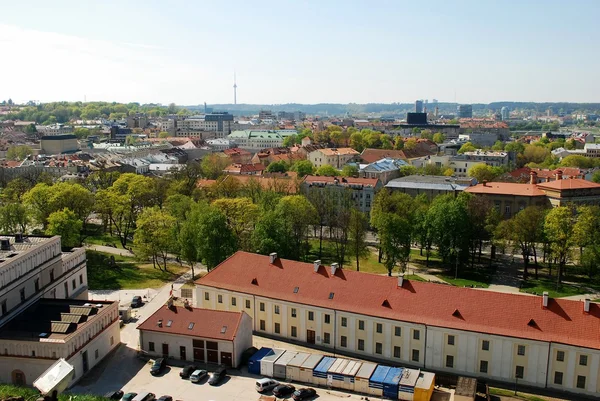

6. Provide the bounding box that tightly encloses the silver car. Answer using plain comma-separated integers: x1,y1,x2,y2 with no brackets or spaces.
190,369,208,383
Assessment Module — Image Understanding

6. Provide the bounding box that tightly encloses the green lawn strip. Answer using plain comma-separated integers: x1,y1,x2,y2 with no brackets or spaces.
489,386,547,401
520,276,587,298
83,224,135,250
437,267,493,288
0,385,108,401
86,250,188,290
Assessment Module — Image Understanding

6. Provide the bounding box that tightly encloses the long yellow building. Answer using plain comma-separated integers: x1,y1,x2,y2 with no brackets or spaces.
194,251,600,398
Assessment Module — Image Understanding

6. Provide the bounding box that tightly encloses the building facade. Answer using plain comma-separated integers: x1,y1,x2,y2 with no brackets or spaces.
301,176,382,214
226,130,298,151
307,148,359,169
194,252,600,398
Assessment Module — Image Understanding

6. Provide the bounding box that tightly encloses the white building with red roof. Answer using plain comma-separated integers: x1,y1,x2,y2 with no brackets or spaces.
195,251,600,398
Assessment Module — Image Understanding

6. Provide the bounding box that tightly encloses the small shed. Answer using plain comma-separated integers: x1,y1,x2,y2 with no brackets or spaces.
260,348,285,377
248,347,273,375
286,352,310,381
312,356,336,386
273,350,297,379
354,362,377,394
398,368,420,401
414,372,435,401
327,358,362,390
298,353,324,384
368,365,391,396
382,367,403,399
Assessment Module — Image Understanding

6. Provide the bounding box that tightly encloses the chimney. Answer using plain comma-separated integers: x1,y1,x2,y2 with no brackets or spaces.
330,263,339,275
398,273,405,288
584,299,591,313
529,170,538,185
482,180,488,187
542,291,549,308
314,260,321,272
269,252,278,264
555,169,563,180
0,239,10,251
14,233,23,243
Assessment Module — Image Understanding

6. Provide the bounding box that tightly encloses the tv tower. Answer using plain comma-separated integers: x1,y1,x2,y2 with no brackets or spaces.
233,72,237,105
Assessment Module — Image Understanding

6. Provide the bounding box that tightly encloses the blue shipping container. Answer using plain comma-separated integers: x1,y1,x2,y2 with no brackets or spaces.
369,365,391,389
382,367,403,399
248,347,273,375
313,356,336,378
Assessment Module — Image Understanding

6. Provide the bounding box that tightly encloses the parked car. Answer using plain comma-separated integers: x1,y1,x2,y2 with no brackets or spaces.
150,357,166,375
256,378,279,393
180,365,197,379
131,296,143,308
157,396,172,401
292,388,316,401
105,391,124,400
208,367,227,385
121,393,137,401
131,393,155,401
273,384,295,397
190,369,208,383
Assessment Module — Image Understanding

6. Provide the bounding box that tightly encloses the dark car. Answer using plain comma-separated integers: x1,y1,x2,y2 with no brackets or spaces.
105,391,124,400
208,367,227,385
180,365,197,379
121,393,137,401
157,396,172,401
273,384,296,397
131,296,143,308
150,357,166,375
292,388,316,401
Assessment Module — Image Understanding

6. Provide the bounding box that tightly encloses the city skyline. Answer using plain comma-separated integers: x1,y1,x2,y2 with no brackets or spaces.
1,0,599,105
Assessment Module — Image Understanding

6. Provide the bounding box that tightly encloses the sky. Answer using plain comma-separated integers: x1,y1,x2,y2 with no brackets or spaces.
1,0,599,105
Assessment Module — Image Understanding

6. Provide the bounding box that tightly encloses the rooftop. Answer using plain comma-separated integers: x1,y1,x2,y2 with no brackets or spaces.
303,175,379,187
196,252,600,349
316,148,359,156
465,182,547,197
0,235,56,267
537,178,600,191
361,157,408,172
137,306,244,341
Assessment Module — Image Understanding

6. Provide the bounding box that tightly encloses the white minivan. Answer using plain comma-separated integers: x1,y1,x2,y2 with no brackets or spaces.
256,378,279,393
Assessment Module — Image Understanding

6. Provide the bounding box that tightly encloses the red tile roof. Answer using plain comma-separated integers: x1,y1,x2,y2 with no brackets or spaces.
465,183,546,197
137,306,243,341
537,179,600,191
197,252,600,349
303,175,379,187
360,149,407,163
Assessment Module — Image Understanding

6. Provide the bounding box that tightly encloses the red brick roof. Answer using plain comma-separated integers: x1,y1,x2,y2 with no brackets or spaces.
537,179,600,191
360,149,407,163
303,175,379,187
196,252,600,349
465,183,546,197
137,306,243,341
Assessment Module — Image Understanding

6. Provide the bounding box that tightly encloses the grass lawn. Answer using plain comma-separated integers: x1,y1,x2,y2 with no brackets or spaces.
520,276,588,298
86,250,188,290
0,385,108,401
437,267,493,288
83,223,134,250
489,386,547,401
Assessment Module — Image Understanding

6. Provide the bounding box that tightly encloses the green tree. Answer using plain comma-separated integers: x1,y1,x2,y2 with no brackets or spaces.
559,155,593,168
46,208,82,248
134,207,177,270
158,131,170,138
398,165,417,177
341,164,358,177
468,163,502,182
458,142,477,154
315,164,339,177
404,138,417,151
201,154,230,179
544,206,576,285
212,197,259,251
432,132,445,144
283,135,298,147
592,170,600,183
252,211,295,258
290,160,314,177
348,208,369,271
275,195,317,260
491,140,504,151
505,142,525,154
0,202,30,234
503,206,546,279
25,123,37,135
73,127,91,138
266,160,288,173
350,132,365,152
6,145,33,161
393,136,405,150
194,205,237,270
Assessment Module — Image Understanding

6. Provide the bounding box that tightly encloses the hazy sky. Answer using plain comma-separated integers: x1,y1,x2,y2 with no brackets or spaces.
1,0,598,105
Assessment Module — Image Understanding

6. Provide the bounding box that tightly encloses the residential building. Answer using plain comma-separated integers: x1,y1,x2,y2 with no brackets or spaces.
359,158,409,184
252,148,305,166
223,163,265,176
206,138,237,152
259,110,275,121
457,132,498,148
226,130,297,151
457,105,473,118
278,111,306,121
301,175,382,214
195,251,600,398
458,119,510,140
204,112,234,138
109,126,132,142
36,124,73,136
385,175,476,200
308,148,359,169
40,135,79,155
222,148,253,164
137,306,252,368
0,235,120,386
126,114,148,129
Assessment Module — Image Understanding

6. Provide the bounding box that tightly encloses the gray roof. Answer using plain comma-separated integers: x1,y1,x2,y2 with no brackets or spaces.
386,181,468,192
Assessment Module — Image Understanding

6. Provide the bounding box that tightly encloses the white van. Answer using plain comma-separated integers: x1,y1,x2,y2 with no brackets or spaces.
131,393,155,401
256,378,279,393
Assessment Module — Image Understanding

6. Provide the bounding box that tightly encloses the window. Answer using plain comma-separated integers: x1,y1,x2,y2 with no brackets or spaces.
188,322,195,330
323,332,330,344
95,349,99,360
447,335,455,346
393,346,401,358
482,340,490,351
50,269,54,281
358,339,365,351
579,355,588,366
413,329,420,340
480,360,488,373
340,336,347,347
34,279,39,292
20,288,25,302
217,294,222,303
204,292,210,301
375,343,383,354
72,279,76,290
231,297,236,306
79,274,83,284
376,323,383,333
245,299,251,309
274,323,280,334
446,355,454,368
517,345,525,356
291,326,297,337
576,375,586,389
341,317,347,327
556,350,565,362
260,320,265,331
554,371,563,385
274,305,280,314
308,311,314,321
291,308,297,318
358,320,365,330
324,314,331,324
260,302,265,312
149,342,155,351
505,205,511,215
394,326,401,337
515,366,524,379
412,349,420,362
1,301,6,316
166,320,172,327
